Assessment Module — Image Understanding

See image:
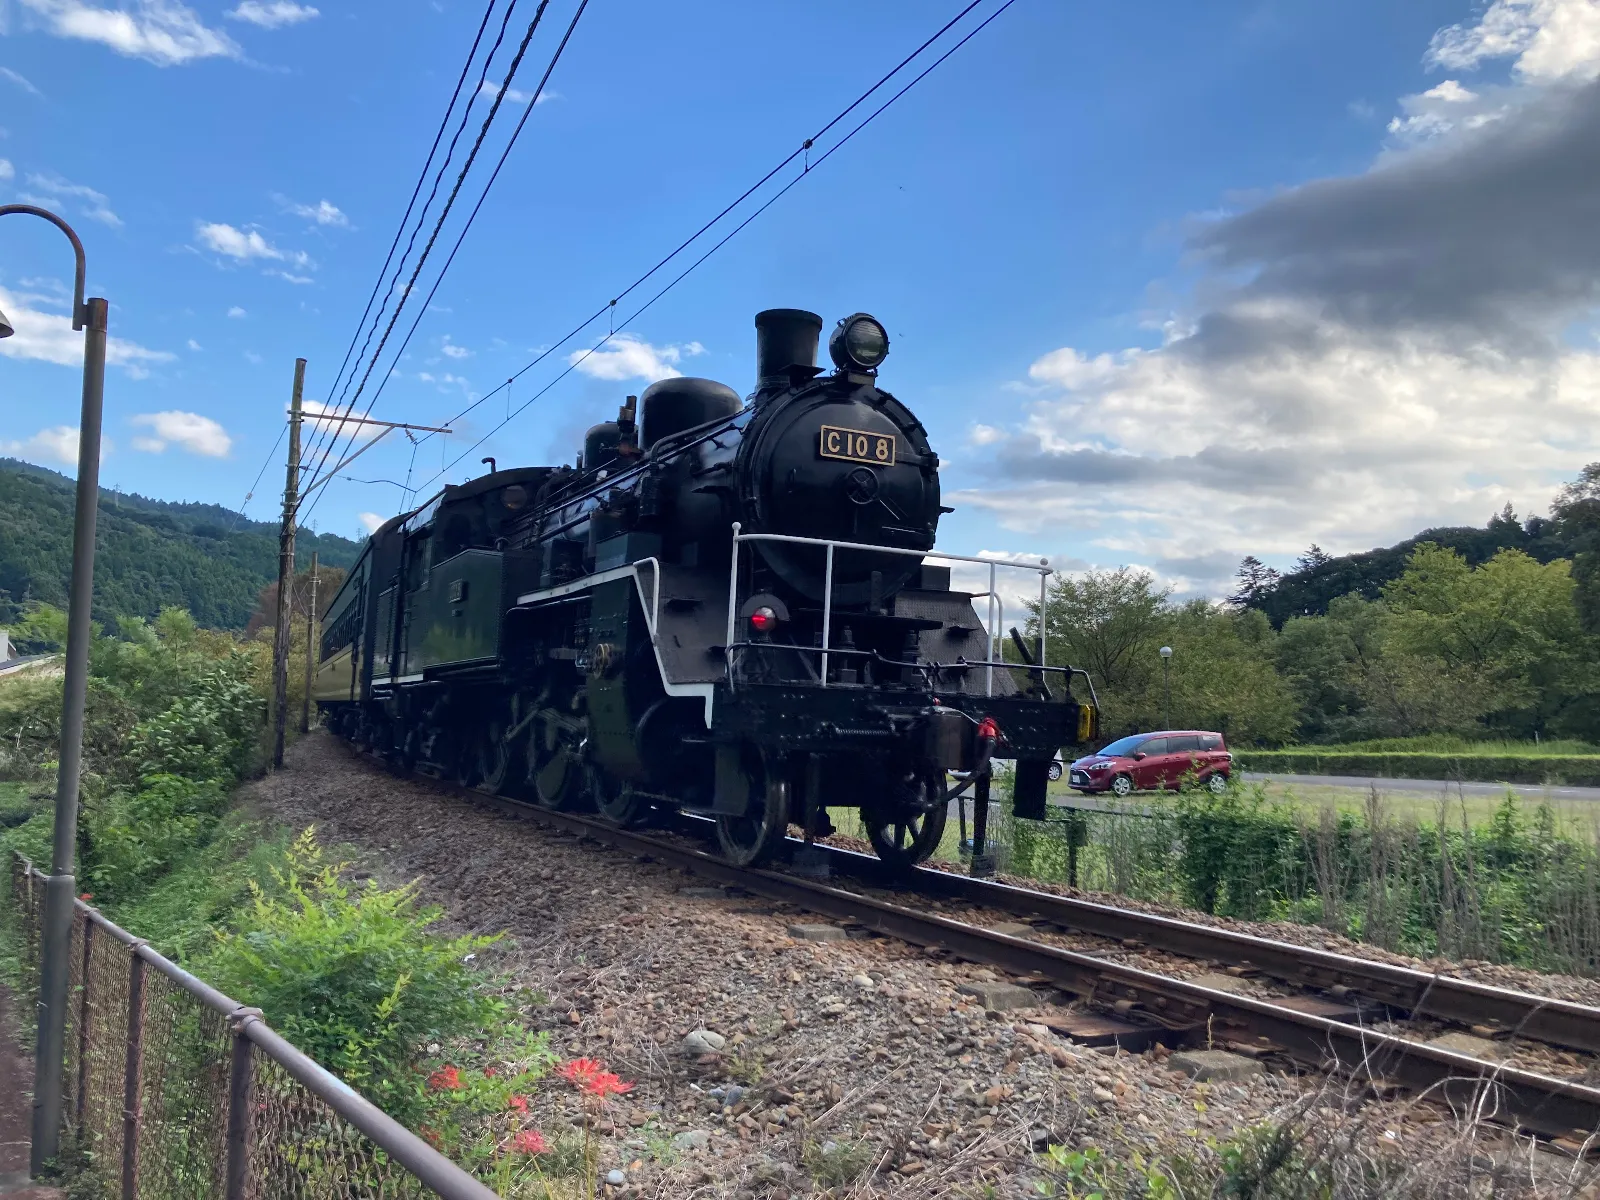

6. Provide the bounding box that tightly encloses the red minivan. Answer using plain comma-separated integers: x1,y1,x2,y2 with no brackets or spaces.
1067,730,1231,798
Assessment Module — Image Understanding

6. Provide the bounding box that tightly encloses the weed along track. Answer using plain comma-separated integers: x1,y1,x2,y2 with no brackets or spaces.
341,741,1600,1155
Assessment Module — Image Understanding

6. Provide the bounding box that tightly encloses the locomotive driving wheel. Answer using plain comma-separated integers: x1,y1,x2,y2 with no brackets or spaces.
529,711,589,810
475,713,520,795
862,767,948,870
591,766,651,828
715,746,790,867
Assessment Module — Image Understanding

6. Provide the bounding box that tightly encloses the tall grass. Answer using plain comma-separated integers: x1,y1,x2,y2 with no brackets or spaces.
996,783,1600,976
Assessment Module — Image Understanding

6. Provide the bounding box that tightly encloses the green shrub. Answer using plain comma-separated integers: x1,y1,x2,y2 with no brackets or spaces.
202,829,505,1120
79,774,230,903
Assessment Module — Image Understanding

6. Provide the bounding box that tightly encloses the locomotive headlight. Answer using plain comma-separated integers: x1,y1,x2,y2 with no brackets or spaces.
749,606,778,635
829,313,890,372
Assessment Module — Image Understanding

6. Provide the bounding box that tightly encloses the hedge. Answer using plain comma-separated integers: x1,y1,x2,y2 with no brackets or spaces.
1234,751,1600,788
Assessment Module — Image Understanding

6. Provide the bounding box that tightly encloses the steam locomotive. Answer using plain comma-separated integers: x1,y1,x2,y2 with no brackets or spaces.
313,308,1097,867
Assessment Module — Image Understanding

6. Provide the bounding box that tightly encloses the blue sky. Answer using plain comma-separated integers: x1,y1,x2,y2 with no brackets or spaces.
3,0,1598,597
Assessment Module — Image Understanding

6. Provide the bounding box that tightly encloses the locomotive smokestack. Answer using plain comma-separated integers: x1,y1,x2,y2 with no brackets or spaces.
755,308,823,388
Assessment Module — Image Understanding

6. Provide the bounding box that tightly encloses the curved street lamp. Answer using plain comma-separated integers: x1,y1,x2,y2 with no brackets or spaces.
0,203,109,1177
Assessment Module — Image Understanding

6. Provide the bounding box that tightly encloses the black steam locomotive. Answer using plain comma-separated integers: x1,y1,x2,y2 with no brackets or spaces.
314,308,1097,867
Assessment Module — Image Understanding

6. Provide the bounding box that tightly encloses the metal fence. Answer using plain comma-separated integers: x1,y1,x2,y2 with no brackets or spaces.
8,853,500,1200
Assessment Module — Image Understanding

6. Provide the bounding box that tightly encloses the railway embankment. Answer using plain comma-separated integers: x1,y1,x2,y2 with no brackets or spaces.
235,731,1600,1198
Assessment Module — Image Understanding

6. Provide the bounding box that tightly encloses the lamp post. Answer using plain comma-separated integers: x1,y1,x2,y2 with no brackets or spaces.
1159,645,1173,730
0,204,108,1176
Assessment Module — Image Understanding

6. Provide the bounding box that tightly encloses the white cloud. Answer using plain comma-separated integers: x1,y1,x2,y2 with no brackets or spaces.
478,80,558,106
197,221,292,262
570,333,703,382
186,338,202,351
0,67,42,95
0,159,11,180
226,0,318,28
129,410,231,456
243,351,262,364
23,172,120,226
277,196,347,226
227,306,246,318
0,426,113,465
440,336,470,359
16,0,240,66
267,269,313,284
966,2,1600,597
0,285,174,374
1427,0,1600,83
357,511,385,533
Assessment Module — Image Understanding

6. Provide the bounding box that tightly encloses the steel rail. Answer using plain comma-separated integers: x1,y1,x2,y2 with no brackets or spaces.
440,783,1600,1145
804,840,1600,1057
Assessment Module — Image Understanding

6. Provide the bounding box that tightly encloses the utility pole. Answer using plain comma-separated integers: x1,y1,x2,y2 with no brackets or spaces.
272,359,305,769
300,550,319,734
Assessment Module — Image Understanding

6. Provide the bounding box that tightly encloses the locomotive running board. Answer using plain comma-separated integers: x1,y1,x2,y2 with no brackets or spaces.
515,558,717,726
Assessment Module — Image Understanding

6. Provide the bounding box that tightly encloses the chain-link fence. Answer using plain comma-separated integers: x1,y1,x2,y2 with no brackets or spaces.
8,852,499,1200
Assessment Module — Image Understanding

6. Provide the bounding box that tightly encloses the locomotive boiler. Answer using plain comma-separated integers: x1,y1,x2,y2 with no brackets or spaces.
314,308,1098,867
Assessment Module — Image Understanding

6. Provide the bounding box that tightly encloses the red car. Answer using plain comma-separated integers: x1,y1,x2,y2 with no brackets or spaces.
1067,730,1231,798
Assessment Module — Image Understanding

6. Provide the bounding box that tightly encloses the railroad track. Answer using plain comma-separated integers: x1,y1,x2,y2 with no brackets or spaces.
384,749,1600,1150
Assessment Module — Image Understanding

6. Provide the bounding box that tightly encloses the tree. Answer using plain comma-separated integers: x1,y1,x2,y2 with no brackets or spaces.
1228,556,1280,609
1552,462,1600,636
1294,544,1332,574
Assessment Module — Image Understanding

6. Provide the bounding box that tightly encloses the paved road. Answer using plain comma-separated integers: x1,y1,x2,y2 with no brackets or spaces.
1241,771,1600,802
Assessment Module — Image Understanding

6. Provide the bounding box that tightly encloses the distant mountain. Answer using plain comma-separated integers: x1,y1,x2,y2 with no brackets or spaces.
1249,506,1573,626
0,458,362,632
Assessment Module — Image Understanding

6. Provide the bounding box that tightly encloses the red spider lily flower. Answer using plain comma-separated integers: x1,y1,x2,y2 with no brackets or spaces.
419,1126,442,1149
584,1072,635,1099
559,1057,605,1087
511,1129,548,1155
427,1065,462,1091
79,893,93,902
483,1065,498,1078
508,1094,529,1113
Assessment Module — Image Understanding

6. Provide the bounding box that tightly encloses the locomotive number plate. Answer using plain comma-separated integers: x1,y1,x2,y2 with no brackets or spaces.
819,425,896,466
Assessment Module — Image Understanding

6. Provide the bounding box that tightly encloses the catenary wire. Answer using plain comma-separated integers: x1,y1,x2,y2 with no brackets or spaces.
405,0,1019,497
300,0,504,477
225,421,288,532
300,0,589,523
411,0,992,453
299,0,533,480
303,0,989,513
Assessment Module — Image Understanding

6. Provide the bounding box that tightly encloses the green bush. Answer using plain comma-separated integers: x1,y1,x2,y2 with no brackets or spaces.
202,830,505,1120
80,774,230,902
1236,749,1600,786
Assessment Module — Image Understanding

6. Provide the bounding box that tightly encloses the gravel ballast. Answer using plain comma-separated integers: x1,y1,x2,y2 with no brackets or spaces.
237,734,1600,1198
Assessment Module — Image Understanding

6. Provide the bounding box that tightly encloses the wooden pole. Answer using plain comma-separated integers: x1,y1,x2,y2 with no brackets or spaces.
271,359,304,769
300,550,318,734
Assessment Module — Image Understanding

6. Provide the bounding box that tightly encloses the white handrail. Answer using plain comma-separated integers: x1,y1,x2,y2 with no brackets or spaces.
728,528,1045,694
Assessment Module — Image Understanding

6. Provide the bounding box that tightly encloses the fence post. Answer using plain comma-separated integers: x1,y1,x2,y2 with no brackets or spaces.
121,950,146,1200
75,916,94,1131
226,1009,261,1200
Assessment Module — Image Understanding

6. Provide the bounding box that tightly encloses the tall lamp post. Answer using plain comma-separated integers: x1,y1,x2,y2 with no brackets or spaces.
1159,645,1173,729
0,204,109,1176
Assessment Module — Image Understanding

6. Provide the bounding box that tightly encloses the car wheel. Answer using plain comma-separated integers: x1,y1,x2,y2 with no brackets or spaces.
1109,773,1133,798
1207,772,1229,794
1048,760,1063,782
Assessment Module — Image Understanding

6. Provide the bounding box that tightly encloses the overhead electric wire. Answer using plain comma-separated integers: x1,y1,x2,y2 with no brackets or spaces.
300,0,568,522
403,0,1019,497
411,0,991,453
300,0,505,479
225,421,288,532
300,0,530,483
300,0,589,525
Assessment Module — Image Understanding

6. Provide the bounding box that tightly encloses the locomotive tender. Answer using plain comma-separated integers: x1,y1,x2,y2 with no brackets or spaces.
314,308,1097,867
